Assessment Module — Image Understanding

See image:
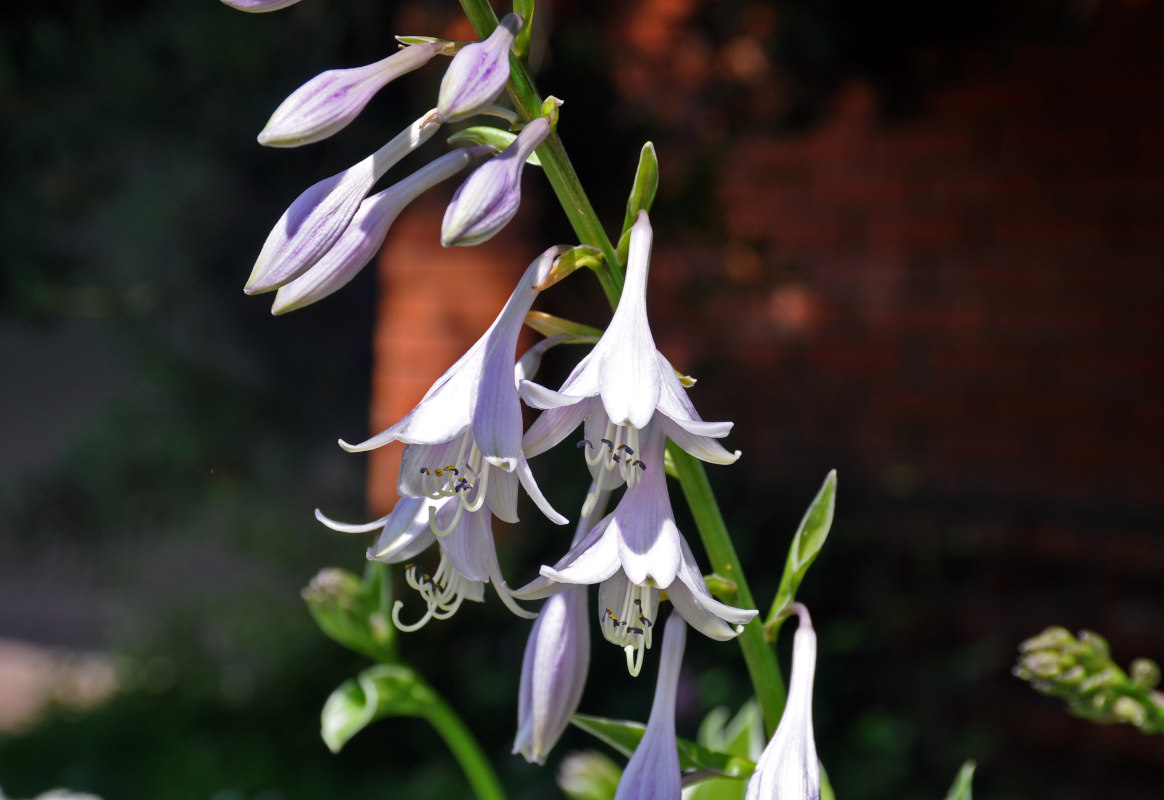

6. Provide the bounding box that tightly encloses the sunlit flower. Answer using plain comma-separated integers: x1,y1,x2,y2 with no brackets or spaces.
339,247,568,530
316,495,534,630
245,110,441,294
221,0,302,12
521,210,739,515
613,611,687,800
437,13,522,123
259,43,451,148
271,145,490,314
516,425,756,676
441,116,549,247
746,604,820,800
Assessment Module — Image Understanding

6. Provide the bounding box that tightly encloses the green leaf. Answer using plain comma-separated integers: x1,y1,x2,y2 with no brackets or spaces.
321,664,437,753
765,470,837,636
616,142,659,265
302,566,397,663
686,701,764,800
943,760,976,800
571,714,755,779
447,127,543,166
513,0,534,60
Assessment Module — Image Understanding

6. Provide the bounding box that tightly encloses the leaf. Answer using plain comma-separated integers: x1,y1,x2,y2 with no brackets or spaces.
447,127,543,166
686,701,764,800
571,714,756,779
320,664,437,752
616,142,659,265
943,760,976,800
513,0,534,60
765,470,837,635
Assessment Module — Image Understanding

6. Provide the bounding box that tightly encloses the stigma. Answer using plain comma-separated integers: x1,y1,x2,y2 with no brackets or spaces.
600,581,659,677
392,557,479,632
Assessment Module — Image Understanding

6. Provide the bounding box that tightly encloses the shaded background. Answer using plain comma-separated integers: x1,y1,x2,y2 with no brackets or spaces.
2,0,1161,798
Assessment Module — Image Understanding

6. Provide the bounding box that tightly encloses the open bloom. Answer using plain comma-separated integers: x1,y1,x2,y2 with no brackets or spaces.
613,611,686,800
516,425,756,676
339,247,567,530
746,604,820,800
437,13,522,123
521,210,739,514
317,495,534,630
245,110,441,294
271,145,489,314
259,43,450,148
441,116,549,247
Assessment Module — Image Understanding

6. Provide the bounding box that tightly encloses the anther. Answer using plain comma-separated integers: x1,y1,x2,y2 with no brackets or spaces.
616,444,635,456
601,438,615,450
577,439,593,449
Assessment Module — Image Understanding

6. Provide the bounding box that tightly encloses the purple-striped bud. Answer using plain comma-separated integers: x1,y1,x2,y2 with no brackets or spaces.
259,43,449,148
513,586,590,765
437,14,522,123
270,146,490,314
221,0,302,12
245,110,441,295
440,116,549,247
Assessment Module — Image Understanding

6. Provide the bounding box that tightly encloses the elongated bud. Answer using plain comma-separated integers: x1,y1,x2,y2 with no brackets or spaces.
437,13,522,122
259,43,449,148
441,116,549,247
272,146,490,313
221,0,302,12
245,110,441,294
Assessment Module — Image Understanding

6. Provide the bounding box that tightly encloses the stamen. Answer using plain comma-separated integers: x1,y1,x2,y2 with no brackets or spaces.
601,580,658,676
392,556,473,632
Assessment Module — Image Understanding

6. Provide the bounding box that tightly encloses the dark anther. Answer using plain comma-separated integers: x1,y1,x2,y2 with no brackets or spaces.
635,460,647,470
577,439,593,449
617,444,635,455
627,626,644,636
600,438,615,450
419,468,430,474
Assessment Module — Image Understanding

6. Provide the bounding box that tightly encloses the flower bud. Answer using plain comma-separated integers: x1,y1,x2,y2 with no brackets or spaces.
441,116,549,247
271,146,488,313
437,14,523,123
259,43,449,148
245,110,441,294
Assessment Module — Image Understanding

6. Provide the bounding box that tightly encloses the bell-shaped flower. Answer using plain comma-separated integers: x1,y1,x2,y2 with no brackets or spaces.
271,145,489,314
515,425,756,676
440,116,549,247
521,211,739,514
316,494,535,630
613,611,686,800
245,109,441,295
221,0,302,12
746,604,820,800
339,246,567,529
259,43,451,148
437,13,522,123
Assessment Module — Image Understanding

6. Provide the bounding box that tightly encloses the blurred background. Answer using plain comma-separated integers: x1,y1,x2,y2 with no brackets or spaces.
2,0,1161,798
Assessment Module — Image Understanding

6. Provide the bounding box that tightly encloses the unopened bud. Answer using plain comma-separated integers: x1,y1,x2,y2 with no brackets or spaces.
437,14,522,123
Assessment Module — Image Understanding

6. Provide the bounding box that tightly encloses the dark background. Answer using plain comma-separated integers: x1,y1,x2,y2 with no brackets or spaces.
2,0,1161,798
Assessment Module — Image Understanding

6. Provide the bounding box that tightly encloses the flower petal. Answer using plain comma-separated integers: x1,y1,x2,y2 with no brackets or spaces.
667,535,757,640
609,427,680,587
517,517,619,596
521,394,593,458
437,14,522,123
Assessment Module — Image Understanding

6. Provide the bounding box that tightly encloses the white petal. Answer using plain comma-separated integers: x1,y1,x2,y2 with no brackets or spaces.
608,426,680,587
521,395,592,458
668,534,758,639
516,457,568,525
533,517,620,588
361,496,439,562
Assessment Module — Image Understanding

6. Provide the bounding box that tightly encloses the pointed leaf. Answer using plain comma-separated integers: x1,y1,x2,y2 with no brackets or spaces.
765,470,836,636
321,664,437,752
513,0,535,60
571,714,755,778
943,760,976,800
617,143,659,265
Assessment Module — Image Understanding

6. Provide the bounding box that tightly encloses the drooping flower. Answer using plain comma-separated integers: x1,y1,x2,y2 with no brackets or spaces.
271,145,490,314
316,494,534,630
245,110,442,294
339,247,568,529
441,116,550,247
221,0,302,12
521,210,739,514
259,43,451,148
746,604,820,800
516,425,756,676
437,14,523,123
613,611,687,800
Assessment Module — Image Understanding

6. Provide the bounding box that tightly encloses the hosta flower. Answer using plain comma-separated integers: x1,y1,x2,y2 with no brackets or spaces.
437,13,523,123
746,604,820,800
316,495,534,630
339,247,568,530
441,116,549,247
521,210,739,514
271,145,490,314
245,110,442,294
259,43,451,148
516,425,756,676
614,611,686,800
221,0,302,12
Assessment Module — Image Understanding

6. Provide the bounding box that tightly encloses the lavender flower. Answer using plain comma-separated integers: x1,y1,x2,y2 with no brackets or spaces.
746,604,820,800
613,612,687,800
245,110,441,294
271,146,488,314
259,43,451,148
440,116,550,247
221,0,302,12
437,14,523,123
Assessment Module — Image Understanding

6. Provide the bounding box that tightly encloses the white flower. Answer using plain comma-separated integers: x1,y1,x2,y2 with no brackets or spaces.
746,604,820,800
339,247,567,530
516,425,756,676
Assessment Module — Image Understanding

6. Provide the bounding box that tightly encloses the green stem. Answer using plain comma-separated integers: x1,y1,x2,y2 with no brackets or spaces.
459,0,786,735
670,447,787,736
424,693,509,800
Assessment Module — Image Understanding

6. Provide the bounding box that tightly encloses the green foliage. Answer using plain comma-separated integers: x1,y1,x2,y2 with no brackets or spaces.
570,714,755,779
765,470,837,639
446,127,544,166
1014,627,1164,734
685,701,763,800
615,143,659,266
943,760,976,800
321,664,438,753
302,564,397,664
